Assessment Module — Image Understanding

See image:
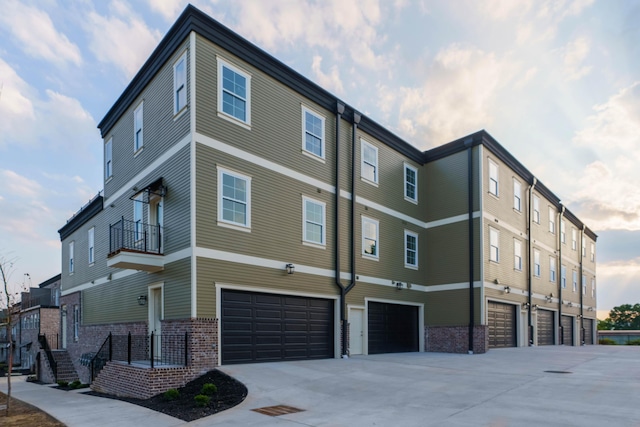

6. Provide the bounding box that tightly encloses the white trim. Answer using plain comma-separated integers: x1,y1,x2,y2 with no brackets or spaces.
404,229,418,269
217,56,251,126
104,138,113,181
173,50,188,115
489,226,499,263
302,196,326,246
134,101,144,152
424,281,482,292
513,178,521,212
365,297,424,353
361,216,379,260
483,212,528,241
189,37,196,319
301,105,325,160
104,135,190,207
479,145,485,324
360,139,378,185
488,157,499,197
348,305,366,355
217,166,252,229
403,162,418,203
88,227,95,265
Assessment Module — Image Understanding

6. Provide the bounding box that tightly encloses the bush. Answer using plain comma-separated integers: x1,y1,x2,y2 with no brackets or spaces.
598,338,617,345
70,380,82,389
627,339,640,346
201,383,217,395
26,375,37,382
194,394,210,407
57,380,69,387
164,388,179,401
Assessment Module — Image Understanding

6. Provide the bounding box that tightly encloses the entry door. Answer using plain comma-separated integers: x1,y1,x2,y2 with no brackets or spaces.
349,307,364,355
149,197,163,253
149,288,162,360
61,305,67,349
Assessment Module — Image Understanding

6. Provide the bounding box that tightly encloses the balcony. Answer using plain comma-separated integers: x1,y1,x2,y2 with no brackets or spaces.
108,217,164,272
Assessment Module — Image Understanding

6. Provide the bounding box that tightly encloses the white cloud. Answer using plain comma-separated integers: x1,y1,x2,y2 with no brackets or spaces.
0,57,36,148
596,258,640,314
0,0,82,67
311,55,344,95
1,170,42,198
562,36,592,81
147,0,187,21
85,1,162,79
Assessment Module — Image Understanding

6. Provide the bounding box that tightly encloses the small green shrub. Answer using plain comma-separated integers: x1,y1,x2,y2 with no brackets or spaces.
626,339,640,346
70,380,82,389
194,394,210,407
26,375,37,382
164,388,179,401
201,383,218,395
598,338,617,345
57,380,69,387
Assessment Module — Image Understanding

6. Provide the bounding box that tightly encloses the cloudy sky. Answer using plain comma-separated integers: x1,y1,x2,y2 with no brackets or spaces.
0,0,638,319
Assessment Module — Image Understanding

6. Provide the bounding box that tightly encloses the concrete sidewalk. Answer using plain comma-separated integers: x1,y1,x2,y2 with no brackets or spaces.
3,346,640,426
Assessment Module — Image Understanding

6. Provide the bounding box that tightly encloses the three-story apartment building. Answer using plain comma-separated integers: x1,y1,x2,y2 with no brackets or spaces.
57,5,597,398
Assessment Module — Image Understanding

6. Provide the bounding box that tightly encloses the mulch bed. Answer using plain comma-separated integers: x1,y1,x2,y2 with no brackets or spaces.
85,369,247,422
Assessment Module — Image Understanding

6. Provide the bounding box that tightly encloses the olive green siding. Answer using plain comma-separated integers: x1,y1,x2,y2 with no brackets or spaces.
424,219,480,286
83,258,191,324
424,288,481,326
345,283,428,307
104,39,190,201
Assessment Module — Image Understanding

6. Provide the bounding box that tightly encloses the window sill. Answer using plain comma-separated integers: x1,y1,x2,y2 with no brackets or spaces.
89,263,95,267
361,254,379,261
301,149,325,163
404,196,418,205
404,264,418,270
360,177,378,187
173,105,188,121
217,111,251,130
105,176,113,185
513,208,522,214
487,191,499,199
134,146,144,157
302,241,326,250
217,221,251,233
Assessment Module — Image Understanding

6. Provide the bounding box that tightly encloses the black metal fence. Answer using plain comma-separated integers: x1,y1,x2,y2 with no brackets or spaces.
90,332,188,381
109,217,162,255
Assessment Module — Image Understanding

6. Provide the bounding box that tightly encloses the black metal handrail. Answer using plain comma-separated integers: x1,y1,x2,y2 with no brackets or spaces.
90,333,112,381
38,334,57,380
109,217,162,256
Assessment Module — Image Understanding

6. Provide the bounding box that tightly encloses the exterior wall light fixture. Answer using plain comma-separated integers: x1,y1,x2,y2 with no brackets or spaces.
532,304,538,311
138,295,147,306
503,286,511,294
285,263,295,274
546,293,553,302
567,301,573,307
523,302,530,310
396,281,403,290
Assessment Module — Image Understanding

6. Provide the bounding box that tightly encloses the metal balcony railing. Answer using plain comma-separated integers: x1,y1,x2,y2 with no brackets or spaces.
109,217,163,256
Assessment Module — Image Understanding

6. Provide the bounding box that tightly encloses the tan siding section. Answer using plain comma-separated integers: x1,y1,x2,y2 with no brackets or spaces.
425,288,481,326
425,219,480,286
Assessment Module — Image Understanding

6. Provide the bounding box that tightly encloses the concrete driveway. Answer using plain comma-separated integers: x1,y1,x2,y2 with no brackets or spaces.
202,346,640,426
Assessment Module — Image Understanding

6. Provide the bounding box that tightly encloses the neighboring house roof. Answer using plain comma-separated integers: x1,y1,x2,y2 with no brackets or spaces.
39,274,61,289
58,192,103,240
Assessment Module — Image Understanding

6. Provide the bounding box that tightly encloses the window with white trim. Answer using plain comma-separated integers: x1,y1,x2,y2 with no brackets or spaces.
549,256,556,282
514,239,522,271
105,138,112,180
548,206,555,234
218,167,251,229
513,179,521,211
591,278,595,298
73,304,79,341
362,217,379,259
534,249,541,277
572,271,577,292
88,227,95,265
561,265,567,289
533,195,540,224
572,228,577,250
134,193,143,241
134,102,143,152
582,238,586,257
590,242,595,262
582,275,586,295
488,159,499,196
404,163,418,203
361,140,378,184
404,230,418,268
302,107,324,158
303,197,325,246
218,58,251,125
561,220,566,244
489,227,499,262
68,241,74,274
174,52,187,114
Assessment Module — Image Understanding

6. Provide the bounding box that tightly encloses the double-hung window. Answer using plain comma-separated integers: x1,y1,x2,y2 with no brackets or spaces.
549,256,556,282
361,140,378,184
218,58,251,125
69,241,74,274
561,265,567,289
582,275,586,295
561,220,566,244
533,249,540,277
590,243,595,262
134,193,143,241
218,167,251,229
489,227,499,262
548,206,555,234
488,159,499,196
514,239,522,271
513,179,521,211
404,230,418,269
73,305,80,341
404,163,418,203
303,197,325,246
302,107,324,159
88,227,95,265
582,238,586,258
572,271,577,292
591,278,595,298
533,195,540,224
572,229,577,250
362,217,379,259
134,102,143,152
174,52,187,114
105,138,113,180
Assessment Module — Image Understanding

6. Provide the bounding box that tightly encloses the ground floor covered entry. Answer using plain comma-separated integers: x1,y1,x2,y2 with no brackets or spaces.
220,289,334,364
488,301,516,348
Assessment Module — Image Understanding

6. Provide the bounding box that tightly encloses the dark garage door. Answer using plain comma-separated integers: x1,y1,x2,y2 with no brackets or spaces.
583,318,594,345
221,289,334,364
537,309,554,345
368,302,419,354
488,301,516,348
561,315,573,345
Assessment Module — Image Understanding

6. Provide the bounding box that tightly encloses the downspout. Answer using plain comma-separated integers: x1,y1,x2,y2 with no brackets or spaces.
527,178,537,345
334,102,347,357
347,111,360,297
558,206,565,343
580,225,585,344
465,140,474,354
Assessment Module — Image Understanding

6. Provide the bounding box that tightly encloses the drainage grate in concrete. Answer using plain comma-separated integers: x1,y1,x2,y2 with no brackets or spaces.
252,405,305,417
544,370,572,374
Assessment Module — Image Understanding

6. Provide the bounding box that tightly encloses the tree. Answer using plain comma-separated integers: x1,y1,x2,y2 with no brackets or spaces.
0,254,21,417
600,304,640,330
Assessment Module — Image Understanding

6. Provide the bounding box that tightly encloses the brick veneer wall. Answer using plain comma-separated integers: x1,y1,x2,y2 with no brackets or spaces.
425,325,489,354
90,318,218,399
